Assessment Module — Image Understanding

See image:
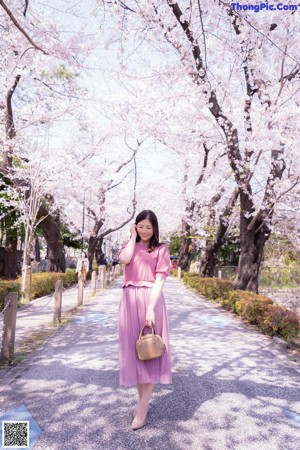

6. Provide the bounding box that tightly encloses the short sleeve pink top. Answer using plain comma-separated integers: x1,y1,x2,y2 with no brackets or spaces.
118,242,170,287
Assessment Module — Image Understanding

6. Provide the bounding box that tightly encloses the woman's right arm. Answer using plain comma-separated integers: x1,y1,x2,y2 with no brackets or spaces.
118,224,137,264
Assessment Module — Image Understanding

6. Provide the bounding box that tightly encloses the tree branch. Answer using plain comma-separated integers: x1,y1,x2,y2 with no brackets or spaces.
107,168,133,191
196,141,210,185
23,0,29,17
6,75,21,140
0,0,48,54
117,0,136,13
99,148,137,238
275,45,287,104
197,0,207,69
247,148,286,232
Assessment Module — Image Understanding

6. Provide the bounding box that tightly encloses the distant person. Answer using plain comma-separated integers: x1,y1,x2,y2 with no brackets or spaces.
97,254,107,267
118,210,172,430
112,257,119,267
97,253,107,283
172,259,178,269
76,252,89,287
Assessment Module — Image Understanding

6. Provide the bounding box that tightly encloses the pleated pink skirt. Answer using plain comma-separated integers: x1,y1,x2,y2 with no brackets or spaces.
118,285,172,386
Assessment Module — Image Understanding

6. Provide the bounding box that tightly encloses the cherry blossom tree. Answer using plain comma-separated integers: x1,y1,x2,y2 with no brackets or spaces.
0,0,96,276
99,0,300,291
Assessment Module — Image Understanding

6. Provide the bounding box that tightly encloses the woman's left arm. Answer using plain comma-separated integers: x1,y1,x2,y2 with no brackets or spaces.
145,244,170,325
146,277,165,325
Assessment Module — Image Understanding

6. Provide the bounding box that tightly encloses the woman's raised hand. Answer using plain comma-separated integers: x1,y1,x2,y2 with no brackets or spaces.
130,223,137,239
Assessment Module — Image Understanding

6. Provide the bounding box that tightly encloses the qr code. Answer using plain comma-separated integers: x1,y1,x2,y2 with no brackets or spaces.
2,421,29,448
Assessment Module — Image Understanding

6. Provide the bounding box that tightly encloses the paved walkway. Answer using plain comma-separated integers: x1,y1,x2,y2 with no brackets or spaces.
0,281,99,348
1,277,300,450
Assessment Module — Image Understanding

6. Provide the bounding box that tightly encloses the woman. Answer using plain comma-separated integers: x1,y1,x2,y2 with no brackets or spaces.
76,252,89,287
118,210,172,430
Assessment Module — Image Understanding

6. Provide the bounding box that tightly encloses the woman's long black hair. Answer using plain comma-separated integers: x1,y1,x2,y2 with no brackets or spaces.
135,210,161,252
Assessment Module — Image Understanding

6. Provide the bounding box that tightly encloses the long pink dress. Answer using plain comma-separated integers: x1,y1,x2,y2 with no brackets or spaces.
118,241,172,386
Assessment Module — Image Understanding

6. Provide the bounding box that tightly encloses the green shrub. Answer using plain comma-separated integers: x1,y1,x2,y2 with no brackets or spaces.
221,290,271,313
235,292,273,325
187,277,203,290
25,273,59,299
218,290,240,311
170,269,178,277
260,305,300,338
182,273,233,301
197,278,233,300
63,271,78,286
0,280,21,310
24,271,77,300
0,271,79,309
183,271,199,283
170,268,186,278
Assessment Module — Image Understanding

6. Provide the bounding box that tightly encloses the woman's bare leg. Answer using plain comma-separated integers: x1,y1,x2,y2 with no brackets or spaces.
135,384,143,411
132,383,154,428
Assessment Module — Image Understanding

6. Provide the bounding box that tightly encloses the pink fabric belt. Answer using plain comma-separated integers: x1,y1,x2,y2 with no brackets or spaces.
124,281,154,288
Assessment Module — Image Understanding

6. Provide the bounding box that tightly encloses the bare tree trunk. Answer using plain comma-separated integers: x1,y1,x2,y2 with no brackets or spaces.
87,214,105,268
0,76,21,278
178,219,196,271
3,232,18,279
34,236,41,261
199,247,217,278
199,188,239,277
234,213,268,293
234,188,269,292
95,236,104,264
88,235,99,268
234,149,286,291
37,207,65,272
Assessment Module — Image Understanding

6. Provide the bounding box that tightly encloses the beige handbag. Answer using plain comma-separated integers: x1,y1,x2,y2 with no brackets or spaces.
136,324,166,361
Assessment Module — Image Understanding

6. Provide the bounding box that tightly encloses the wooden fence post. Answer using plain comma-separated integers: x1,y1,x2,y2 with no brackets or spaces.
91,270,96,295
106,267,111,285
177,267,182,280
78,275,83,306
0,292,18,361
98,266,105,289
53,280,63,324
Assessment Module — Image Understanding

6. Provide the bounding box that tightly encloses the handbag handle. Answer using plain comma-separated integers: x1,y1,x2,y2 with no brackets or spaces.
139,323,156,339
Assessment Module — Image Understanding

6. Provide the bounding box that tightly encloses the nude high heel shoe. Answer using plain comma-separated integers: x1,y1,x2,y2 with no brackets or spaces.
131,415,147,431
132,406,138,418
131,406,148,430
